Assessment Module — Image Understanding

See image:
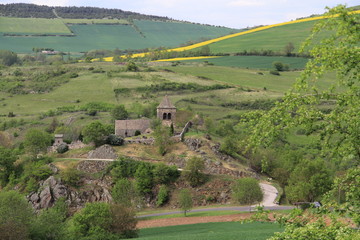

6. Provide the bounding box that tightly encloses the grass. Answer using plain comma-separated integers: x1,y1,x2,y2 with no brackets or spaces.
0,19,235,54
130,222,283,240
139,210,242,220
0,17,71,34
173,56,309,70
63,18,130,25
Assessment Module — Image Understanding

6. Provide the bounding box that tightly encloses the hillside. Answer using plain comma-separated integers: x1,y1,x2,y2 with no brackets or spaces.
0,3,169,21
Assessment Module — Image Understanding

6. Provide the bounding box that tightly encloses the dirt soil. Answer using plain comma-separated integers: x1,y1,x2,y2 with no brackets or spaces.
137,213,254,229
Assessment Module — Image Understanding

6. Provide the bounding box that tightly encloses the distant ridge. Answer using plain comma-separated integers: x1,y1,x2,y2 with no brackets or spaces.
0,3,170,21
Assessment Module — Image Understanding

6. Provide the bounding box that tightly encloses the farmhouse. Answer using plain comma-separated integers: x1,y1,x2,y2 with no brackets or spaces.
115,96,176,137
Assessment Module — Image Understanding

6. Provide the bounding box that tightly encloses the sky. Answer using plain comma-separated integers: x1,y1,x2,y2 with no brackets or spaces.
0,0,358,28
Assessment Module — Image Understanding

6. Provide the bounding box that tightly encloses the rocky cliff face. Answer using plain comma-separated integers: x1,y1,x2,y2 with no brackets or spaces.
27,162,113,211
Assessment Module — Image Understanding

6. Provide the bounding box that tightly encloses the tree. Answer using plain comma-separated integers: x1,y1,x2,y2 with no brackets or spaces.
0,191,34,240
24,129,52,156
232,178,263,207
284,42,295,56
153,125,171,156
182,156,205,187
0,147,17,187
134,163,154,194
111,105,128,120
0,50,19,66
81,121,111,146
112,178,141,208
247,5,360,163
126,61,138,72
179,189,193,216
30,198,68,240
109,204,138,238
285,159,332,203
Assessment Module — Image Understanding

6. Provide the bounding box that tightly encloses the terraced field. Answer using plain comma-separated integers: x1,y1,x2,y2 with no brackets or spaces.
0,18,236,54
0,17,71,34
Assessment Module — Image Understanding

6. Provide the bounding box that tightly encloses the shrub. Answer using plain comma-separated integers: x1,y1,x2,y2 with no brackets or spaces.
106,134,124,146
135,163,154,194
156,185,169,207
232,178,263,205
153,163,180,185
56,143,69,154
134,130,141,136
269,70,280,75
110,157,142,180
182,157,206,187
179,189,193,216
60,168,82,187
69,72,79,78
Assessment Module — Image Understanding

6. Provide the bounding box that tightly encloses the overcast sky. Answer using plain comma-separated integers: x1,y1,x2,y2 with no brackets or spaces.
0,0,358,28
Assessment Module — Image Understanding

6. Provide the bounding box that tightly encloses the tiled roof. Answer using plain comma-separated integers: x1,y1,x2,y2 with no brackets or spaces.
157,95,176,109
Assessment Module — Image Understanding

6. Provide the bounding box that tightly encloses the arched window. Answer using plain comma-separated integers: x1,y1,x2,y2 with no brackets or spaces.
163,113,167,120
167,113,172,120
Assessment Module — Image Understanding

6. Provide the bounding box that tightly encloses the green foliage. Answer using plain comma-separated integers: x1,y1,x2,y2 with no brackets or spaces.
156,185,169,207
111,105,129,120
105,134,124,146
109,157,142,180
247,5,360,162
179,189,193,216
56,143,69,154
135,82,230,93
60,168,82,187
30,198,68,240
81,121,112,146
272,61,289,71
269,70,280,75
182,156,205,187
0,146,17,187
232,177,263,205
68,202,112,239
0,50,19,66
0,190,34,240
154,125,171,156
112,178,141,208
324,167,360,227
152,163,180,185
135,163,154,194
285,159,332,203
126,61,139,72
24,129,52,156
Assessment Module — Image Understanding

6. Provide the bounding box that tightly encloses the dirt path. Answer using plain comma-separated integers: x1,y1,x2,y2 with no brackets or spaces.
259,183,278,207
137,213,254,229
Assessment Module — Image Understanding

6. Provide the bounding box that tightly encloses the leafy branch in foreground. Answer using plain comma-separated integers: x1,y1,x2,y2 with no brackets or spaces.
246,5,360,162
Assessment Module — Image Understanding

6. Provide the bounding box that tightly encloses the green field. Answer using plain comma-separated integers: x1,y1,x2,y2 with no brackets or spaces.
0,19,236,53
176,56,309,70
63,18,130,24
208,20,318,54
0,17,71,34
165,65,337,92
131,222,283,240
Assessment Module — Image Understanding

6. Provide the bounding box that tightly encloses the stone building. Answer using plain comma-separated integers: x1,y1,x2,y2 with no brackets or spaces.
115,118,151,138
115,96,176,137
157,95,176,126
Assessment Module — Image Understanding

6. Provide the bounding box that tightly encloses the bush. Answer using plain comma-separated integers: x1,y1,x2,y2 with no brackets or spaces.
135,163,154,194
269,70,280,75
156,185,169,207
69,72,79,78
106,134,124,146
110,157,142,180
182,157,206,187
153,163,180,185
134,130,141,136
232,178,263,205
56,143,69,154
60,168,82,187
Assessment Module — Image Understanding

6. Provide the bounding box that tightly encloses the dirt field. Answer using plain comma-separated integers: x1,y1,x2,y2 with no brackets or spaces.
137,213,255,229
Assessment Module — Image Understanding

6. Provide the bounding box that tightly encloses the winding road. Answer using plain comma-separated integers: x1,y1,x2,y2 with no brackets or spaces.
139,183,293,218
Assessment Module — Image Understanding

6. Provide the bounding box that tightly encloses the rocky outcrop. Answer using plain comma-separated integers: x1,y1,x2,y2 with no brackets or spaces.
28,176,68,210
77,160,111,173
87,144,118,159
184,138,202,151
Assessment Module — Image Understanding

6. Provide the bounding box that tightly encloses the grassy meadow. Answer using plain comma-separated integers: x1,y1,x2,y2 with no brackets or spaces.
0,19,236,54
0,17,71,34
131,222,283,240
170,56,309,70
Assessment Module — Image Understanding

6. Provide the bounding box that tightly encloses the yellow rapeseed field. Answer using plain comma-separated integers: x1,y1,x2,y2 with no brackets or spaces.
93,10,360,62
153,56,219,62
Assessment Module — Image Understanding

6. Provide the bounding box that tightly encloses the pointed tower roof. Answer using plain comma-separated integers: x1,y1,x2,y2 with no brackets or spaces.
157,95,176,109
